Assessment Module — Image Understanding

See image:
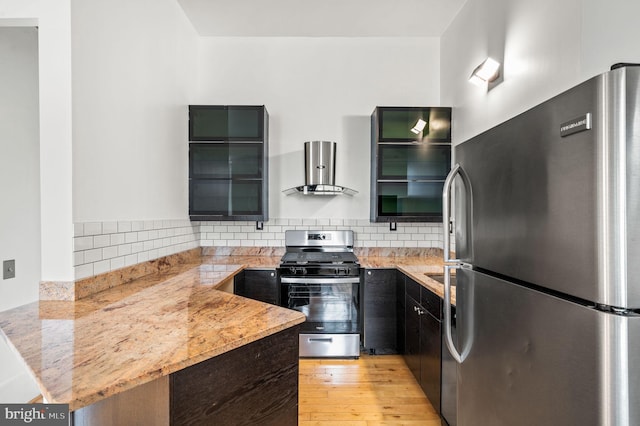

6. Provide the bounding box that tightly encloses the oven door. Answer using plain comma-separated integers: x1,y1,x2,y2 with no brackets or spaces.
280,276,361,335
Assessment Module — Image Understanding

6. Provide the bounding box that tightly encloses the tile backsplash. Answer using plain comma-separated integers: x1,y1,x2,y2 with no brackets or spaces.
73,220,200,280
196,219,443,248
73,218,444,279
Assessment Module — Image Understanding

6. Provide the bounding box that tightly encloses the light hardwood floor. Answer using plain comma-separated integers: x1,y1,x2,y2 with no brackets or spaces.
299,354,441,426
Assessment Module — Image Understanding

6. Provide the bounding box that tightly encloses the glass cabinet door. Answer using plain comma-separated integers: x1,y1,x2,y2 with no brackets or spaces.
227,107,263,139
189,180,262,216
377,107,451,142
376,182,445,219
189,105,264,141
189,143,263,179
378,144,451,180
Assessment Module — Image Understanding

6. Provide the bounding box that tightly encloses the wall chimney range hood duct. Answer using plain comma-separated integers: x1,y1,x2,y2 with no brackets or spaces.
283,141,358,196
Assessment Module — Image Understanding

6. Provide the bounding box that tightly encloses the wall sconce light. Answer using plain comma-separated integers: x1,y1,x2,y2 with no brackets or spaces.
469,57,501,87
410,118,427,134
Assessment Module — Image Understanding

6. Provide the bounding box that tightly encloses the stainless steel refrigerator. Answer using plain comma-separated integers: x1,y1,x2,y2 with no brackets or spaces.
442,64,640,426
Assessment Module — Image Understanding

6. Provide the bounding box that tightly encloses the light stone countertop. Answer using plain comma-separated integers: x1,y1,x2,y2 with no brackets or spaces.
0,261,304,411
359,256,457,305
0,250,452,412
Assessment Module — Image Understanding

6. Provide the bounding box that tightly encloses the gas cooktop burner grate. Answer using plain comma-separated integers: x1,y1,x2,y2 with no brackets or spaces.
280,251,358,266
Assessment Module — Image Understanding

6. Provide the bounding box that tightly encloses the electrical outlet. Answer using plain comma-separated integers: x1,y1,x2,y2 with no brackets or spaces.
3,259,15,280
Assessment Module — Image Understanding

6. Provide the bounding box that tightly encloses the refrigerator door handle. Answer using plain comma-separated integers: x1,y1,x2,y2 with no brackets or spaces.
443,264,464,363
443,163,463,263
443,163,471,364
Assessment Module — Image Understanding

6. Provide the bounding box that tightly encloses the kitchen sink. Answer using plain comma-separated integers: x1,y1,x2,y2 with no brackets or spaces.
425,274,456,286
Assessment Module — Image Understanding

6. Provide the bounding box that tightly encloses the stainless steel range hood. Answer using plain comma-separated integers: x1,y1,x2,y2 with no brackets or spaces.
283,141,358,196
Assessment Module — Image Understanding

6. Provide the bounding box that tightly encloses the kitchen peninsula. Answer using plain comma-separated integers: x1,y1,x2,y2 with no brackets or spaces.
0,246,452,425
0,254,305,425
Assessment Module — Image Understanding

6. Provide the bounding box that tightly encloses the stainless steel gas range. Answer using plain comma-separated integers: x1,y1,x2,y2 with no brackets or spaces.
278,230,361,358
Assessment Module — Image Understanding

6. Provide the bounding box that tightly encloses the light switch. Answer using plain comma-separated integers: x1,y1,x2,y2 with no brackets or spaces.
3,259,15,280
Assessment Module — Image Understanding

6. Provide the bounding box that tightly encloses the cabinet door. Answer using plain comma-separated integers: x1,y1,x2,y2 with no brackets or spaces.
375,181,445,221
404,294,422,384
378,144,451,180
376,107,451,143
234,270,279,305
420,310,442,414
363,269,397,354
189,105,264,141
189,143,263,179
189,180,263,217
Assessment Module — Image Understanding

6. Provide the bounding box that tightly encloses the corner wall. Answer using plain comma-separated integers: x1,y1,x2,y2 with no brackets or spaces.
0,25,43,404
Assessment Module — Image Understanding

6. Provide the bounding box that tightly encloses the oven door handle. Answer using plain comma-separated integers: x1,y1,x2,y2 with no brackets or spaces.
280,277,361,284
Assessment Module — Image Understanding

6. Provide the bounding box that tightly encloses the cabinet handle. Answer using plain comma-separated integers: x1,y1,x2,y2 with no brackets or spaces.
367,271,372,275
270,272,275,277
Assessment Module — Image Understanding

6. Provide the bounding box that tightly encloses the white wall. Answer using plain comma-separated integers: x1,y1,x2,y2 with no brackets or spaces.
71,0,198,222
0,25,41,403
440,0,583,144
440,0,640,145
581,0,640,80
1,0,73,404
1,1,74,282
0,28,40,310
195,37,441,220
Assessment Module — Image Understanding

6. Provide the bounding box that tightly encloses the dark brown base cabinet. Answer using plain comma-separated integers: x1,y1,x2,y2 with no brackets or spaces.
73,326,300,426
404,277,442,414
234,269,279,305
363,269,398,354
356,270,445,415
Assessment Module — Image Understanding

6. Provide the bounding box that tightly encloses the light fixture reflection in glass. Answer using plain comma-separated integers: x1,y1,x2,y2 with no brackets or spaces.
410,118,427,134
469,57,501,87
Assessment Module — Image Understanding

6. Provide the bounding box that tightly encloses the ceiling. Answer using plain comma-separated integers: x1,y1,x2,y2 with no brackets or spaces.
177,0,467,37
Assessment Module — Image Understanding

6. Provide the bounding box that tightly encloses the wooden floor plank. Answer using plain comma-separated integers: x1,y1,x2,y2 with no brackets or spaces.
298,353,439,426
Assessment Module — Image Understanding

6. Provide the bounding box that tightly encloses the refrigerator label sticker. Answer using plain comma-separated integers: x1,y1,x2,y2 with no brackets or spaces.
560,113,592,137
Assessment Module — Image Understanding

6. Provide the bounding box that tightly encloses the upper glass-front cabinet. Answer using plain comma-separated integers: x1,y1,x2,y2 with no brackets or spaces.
371,106,452,223
188,105,268,221
189,105,265,141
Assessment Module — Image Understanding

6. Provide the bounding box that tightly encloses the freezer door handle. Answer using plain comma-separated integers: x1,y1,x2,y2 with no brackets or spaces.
444,265,464,363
